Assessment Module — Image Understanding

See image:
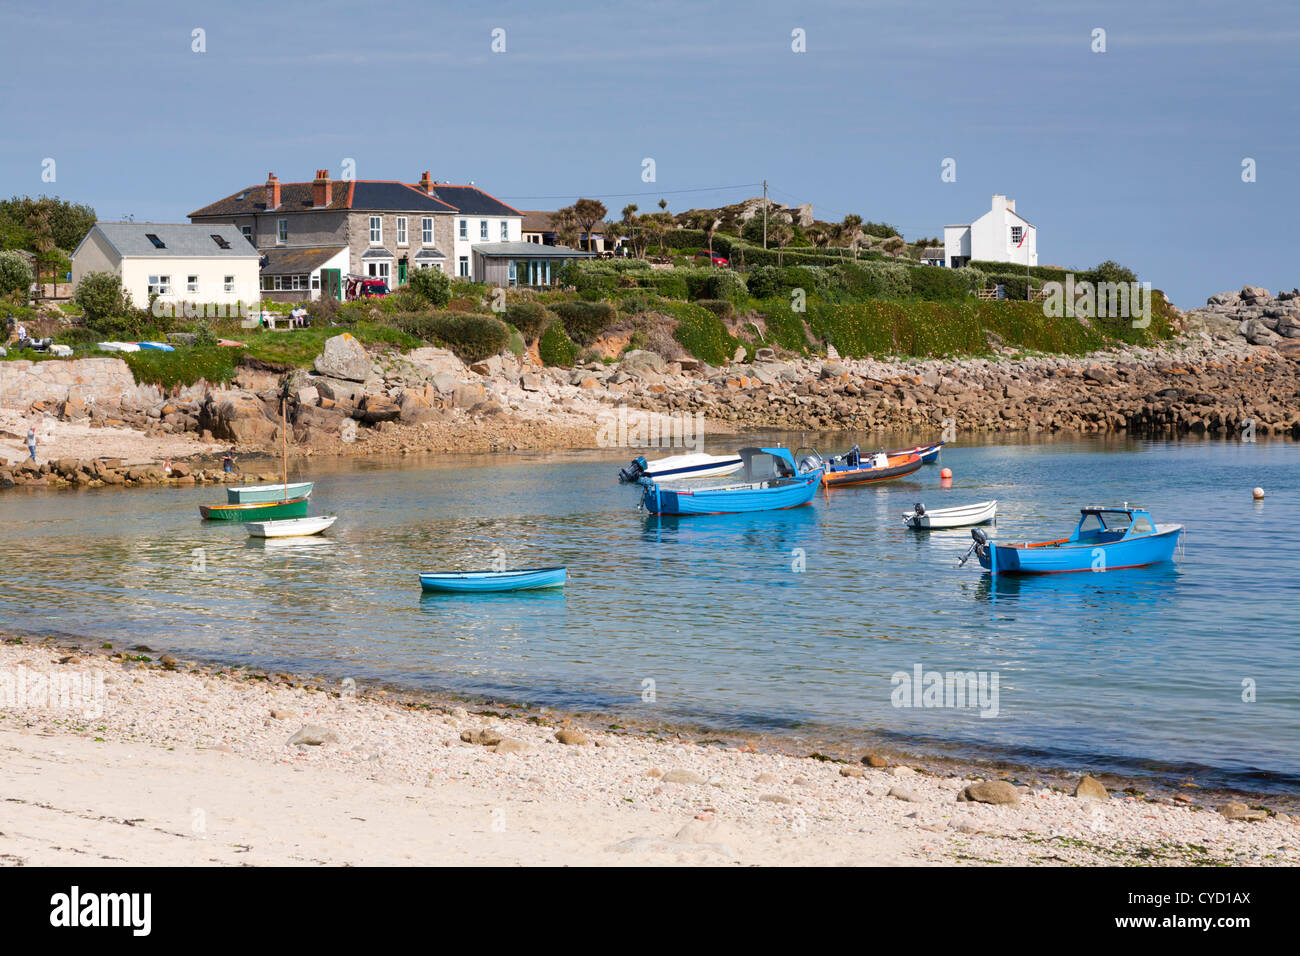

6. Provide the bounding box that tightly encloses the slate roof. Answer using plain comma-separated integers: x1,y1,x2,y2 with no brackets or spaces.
470,242,593,258
520,210,611,234
424,184,522,217
412,248,447,259
260,246,346,276
920,247,945,260
80,222,257,259
189,180,457,218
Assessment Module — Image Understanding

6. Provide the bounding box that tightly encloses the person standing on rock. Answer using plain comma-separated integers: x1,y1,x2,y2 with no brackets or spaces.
26,427,36,462
222,448,236,473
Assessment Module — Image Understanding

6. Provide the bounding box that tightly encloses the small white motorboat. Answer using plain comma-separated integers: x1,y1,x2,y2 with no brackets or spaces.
618,452,743,483
904,499,997,529
245,515,337,538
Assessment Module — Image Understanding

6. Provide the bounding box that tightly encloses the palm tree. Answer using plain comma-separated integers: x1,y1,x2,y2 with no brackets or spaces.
572,197,608,252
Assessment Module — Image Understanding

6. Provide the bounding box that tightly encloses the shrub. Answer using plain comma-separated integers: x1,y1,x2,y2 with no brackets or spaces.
549,300,617,345
407,266,453,306
905,264,971,301
504,301,551,340
391,312,509,362
746,265,782,298
0,250,33,298
697,269,748,302
696,298,736,319
74,270,130,325
637,272,689,299
538,318,577,367
662,300,744,366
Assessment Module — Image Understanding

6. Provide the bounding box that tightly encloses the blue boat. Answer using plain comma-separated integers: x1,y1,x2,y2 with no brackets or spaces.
638,447,823,515
418,567,566,592
137,341,175,352
963,506,1184,575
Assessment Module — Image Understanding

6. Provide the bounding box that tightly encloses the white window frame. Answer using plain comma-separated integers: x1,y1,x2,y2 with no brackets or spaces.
421,217,433,244
1010,225,1023,245
277,218,288,244
186,275,199,293
366,260,392,285
458,256,469,277
396,216,408,246
369,216,382,245
479,219,489,240
224,275,235,293
240,225,253,244
458,219,467,239
499,220,509,240
148,275,171,295
311,273,321,290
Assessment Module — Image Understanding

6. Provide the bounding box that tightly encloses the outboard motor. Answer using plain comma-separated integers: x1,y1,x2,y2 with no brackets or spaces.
959,528,990,567
914,502,926,517
618,456,649,484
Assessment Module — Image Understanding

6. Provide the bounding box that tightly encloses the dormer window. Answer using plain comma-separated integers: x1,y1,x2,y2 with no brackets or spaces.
146,233,165,248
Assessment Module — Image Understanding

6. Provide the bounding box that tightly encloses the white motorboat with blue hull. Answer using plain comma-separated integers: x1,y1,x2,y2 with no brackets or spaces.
638,447,823,515
618,452,743,483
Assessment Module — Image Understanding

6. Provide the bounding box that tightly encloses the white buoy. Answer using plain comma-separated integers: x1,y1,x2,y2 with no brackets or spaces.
1252,487,1265,500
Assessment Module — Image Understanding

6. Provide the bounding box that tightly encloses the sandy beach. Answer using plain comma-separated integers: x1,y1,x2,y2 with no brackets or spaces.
2,639,1295,867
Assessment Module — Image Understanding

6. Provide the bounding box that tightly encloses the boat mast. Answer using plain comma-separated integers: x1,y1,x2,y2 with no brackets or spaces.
281,395,288,501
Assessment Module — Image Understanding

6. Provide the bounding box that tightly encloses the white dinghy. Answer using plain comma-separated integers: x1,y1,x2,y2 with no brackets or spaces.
903,500,997,529
618,452,743,483
245,515,338,539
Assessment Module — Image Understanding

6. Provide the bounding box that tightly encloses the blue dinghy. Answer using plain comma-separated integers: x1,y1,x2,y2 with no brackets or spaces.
418,567,566,593
638,446,822,515
962,506,1183,575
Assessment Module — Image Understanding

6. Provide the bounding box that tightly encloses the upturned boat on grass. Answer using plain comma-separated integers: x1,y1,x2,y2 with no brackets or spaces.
418,567,566,592
822,446,923,487
227,481,314,504
905,499,997,529
960,506,1183,575
638,447,822,515
245,515,337,538
199,497,309,522
889,441,945,463
618,452,743,483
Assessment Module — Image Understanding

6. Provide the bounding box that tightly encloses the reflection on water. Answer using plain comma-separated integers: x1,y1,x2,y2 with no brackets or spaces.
1,434,1298,790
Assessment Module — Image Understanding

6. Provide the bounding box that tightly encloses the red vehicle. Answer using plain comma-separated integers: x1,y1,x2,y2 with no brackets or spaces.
345,276,390,300
693,250,729,267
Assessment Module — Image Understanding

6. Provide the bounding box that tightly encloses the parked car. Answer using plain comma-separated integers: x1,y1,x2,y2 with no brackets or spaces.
693,250,729,267
345,277,390,300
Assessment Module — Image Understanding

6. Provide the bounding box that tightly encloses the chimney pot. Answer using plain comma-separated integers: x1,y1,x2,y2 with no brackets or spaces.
418,171,434,195
266,173,281,211
313,168,332,208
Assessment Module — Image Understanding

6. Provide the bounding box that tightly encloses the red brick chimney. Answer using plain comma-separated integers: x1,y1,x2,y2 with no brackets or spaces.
313,169,332,207
418,171,434,195
265,172,281,210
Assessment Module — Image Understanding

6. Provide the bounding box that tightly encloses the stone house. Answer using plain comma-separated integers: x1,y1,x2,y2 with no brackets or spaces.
189,170,524,300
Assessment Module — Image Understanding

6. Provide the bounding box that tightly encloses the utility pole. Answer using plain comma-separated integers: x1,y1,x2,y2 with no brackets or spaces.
762,179,768,250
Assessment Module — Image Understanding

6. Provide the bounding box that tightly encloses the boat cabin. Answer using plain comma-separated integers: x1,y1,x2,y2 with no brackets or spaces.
1069,508,1158,544
739,447,798,483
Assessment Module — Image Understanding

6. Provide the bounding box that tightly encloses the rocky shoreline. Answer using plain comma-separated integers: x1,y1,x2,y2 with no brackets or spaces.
2,287,1297,489
2,635,1295,866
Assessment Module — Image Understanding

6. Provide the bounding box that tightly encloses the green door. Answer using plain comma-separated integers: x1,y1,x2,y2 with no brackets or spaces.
321,269,342,301
398,261,407,286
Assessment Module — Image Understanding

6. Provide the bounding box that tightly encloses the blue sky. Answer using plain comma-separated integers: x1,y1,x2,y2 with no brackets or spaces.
1,0,1296,306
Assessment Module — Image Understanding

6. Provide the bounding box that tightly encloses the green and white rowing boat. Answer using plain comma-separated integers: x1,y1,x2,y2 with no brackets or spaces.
227,481,314,504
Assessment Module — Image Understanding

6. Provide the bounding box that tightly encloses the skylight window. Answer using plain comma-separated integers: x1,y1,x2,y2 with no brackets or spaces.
146,233,165,248
211,234,231,249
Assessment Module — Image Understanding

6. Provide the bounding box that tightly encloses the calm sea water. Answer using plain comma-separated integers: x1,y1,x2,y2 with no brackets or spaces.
2,435,1297,790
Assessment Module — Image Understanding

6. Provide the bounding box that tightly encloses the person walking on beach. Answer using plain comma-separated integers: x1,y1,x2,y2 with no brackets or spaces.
26,427,37,462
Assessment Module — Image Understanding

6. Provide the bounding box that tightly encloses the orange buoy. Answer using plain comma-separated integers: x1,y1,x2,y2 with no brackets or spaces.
1252,487,1265,500
940,467,953,479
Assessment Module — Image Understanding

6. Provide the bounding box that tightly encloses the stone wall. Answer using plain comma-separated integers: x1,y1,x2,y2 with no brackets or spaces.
0,357,154,409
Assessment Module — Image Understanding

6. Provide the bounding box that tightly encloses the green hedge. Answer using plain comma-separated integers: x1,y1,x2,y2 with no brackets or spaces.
391,312,510,362
549,300,618,345
538,319,577,367
504,301,551,340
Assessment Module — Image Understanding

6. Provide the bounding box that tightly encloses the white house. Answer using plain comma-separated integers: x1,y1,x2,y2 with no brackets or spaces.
942,194,1037,269
422,182,524,279
71,222,260,310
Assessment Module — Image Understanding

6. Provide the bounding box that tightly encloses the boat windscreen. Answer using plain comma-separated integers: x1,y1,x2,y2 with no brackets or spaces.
744,453,794,481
